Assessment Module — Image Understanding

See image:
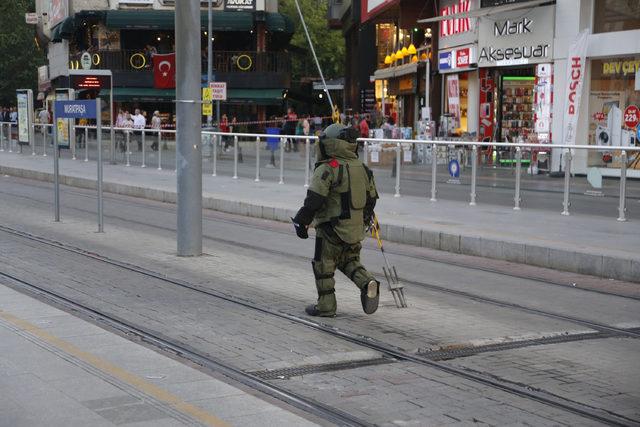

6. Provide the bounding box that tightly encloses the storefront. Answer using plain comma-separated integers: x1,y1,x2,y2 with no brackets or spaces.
476,4,555,166
436,0,480,138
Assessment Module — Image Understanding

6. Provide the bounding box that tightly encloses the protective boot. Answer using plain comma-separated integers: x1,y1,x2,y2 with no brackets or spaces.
360,279,380,314
305,304,336,318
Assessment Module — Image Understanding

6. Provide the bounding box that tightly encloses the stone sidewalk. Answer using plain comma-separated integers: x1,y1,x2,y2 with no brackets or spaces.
0,152,638,282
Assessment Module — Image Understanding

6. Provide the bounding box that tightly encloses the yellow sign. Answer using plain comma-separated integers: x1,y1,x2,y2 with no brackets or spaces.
202,88,212,116
602,59,640,76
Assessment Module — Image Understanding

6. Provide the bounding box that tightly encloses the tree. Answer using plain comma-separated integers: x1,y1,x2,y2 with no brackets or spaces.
279,0,345,82
0,0,45,105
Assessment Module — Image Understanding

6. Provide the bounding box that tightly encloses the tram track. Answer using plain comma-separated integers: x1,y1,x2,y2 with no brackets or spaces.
0,183,637,302
0,224,638,426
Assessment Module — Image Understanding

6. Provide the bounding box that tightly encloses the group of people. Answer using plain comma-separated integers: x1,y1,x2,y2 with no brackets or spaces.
0,106,18,123
115,108,163,152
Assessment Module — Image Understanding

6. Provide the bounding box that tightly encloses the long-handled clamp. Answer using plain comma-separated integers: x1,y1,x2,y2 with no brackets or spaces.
371,215,407,308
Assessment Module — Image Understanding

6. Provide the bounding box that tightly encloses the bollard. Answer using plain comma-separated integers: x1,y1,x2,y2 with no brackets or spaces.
279,137,285,184
514,147,522,210
125,131,131,167
233,135,239,179
430,143,437,202
84,127,89,162
470,145,477,206
255,136,261,182
304,138,310,188
212,134,218,176
141,129,146,168
561,150,572,216
394,143,401,197
618,150,627,222
157,130,162,170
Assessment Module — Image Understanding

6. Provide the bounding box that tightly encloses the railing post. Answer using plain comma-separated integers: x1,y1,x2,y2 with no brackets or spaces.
279,137,285,184
84,127,89,162
394,142,401,197
470,145,477,206
8,124,13,153
304,138,310,188
514,146,522,210
125,131,131,166
363,141,368,166
430,143,437,202
255,136,261,182
561,149,572,216
212,134,218,176
157,130,162,170
31,124,36,156
0,123,4,152
141,129,146,168
233,135,239,179
618,150,627,222
42,126,47,156
71,125,76,160
110,125,115,164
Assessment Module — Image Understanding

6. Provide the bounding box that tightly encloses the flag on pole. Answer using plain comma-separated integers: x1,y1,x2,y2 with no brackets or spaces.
561,30,589,146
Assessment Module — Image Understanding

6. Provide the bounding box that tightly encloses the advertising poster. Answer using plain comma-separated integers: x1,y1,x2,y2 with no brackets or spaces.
561,30,589,146
49,0,68,29
56,91,70,148
17,93,29,143
447,74,461,128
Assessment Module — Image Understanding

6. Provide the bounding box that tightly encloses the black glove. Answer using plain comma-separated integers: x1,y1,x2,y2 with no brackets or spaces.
291,217,309,239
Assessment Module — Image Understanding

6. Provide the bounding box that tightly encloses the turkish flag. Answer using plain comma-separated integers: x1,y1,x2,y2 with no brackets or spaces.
153,53,176,89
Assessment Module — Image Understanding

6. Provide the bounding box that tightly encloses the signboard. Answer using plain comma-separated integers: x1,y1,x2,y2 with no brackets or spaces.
224,0,255,11
70,74,110,90
448,159,460,177
440,0,472,37
439,46,476,73
55,90,70,148
54,100,97,119
80,52,92,70
561,30,589,146
477,5,554,67
624,105,639,129
210,82,227,101
17,92,29,143
49,0,68,29
202,88,212,116
25,13,38,24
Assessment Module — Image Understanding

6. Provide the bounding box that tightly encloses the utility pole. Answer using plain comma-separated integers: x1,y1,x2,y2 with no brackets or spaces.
207,0,213,128
175,0,202,256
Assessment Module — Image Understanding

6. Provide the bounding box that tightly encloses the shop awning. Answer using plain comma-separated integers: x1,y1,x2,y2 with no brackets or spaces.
50,16,75,42
417,0,549,23
372,63,419,81
105,10,253,31
265,13,294,33
100,87,283,104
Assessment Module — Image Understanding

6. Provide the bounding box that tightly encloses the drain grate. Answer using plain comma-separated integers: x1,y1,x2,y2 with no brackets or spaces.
418,331,617,361
249,357,396,380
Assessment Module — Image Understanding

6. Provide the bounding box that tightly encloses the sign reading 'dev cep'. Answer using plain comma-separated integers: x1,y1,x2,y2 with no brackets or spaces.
55,100,97,119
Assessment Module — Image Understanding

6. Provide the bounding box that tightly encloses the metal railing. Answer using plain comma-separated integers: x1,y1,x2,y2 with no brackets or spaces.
359,137,640,222
3,122,638,222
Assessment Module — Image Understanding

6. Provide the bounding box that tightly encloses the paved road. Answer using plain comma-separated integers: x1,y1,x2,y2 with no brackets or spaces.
8,135,640,219
1,175,638,425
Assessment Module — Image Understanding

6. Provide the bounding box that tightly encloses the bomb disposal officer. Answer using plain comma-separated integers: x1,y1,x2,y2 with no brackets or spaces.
292,124,380,317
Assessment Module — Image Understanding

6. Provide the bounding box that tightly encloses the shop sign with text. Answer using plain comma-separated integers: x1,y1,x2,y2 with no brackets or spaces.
438,0,479,49
477,5,554,67
438,46,476,73
224,0,255,11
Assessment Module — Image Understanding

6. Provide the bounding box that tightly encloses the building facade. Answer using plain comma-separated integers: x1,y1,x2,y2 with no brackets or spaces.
35,0,294,129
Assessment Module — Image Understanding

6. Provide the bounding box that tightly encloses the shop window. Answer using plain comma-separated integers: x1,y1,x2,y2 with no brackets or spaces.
587,57,640,170
594,0,640,33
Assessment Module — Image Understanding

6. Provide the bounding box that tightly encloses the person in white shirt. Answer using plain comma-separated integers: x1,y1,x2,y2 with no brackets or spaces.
150,111,162,151
132,109,146,151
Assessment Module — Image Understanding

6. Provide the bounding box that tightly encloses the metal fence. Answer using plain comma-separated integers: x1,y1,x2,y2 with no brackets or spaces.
2,120,638,222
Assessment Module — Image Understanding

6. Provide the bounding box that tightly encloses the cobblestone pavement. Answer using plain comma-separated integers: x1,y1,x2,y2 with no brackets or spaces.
1,176,639,425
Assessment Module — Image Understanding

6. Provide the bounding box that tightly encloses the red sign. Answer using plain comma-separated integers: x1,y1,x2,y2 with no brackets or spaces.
456,48,470,68
592,112,606,122
70,75,111,90
153,53,176,89
440,0,471,37
624,105,639,128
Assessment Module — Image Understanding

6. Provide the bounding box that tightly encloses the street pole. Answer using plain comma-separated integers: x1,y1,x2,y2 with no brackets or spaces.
53,105,60,222
96,98,104,232
207,0,213,128
425,51,431,121
293,0,334,112
175,0,202,256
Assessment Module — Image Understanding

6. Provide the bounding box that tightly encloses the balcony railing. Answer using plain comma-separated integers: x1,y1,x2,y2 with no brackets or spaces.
70,50,291,74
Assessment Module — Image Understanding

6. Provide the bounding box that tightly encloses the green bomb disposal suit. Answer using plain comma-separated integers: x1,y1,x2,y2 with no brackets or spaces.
292,124,380,317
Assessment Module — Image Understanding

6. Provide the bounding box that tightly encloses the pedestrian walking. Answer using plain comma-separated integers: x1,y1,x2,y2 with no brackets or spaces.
291,123,380,317
359,114,370,138
132,109,146,151
150,111,162,151
283,107,297,152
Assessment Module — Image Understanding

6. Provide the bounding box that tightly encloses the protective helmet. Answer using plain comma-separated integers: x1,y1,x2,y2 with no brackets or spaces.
321,123,359,144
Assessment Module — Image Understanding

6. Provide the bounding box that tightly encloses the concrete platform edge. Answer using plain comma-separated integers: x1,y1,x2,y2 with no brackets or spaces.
2,165,637,283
